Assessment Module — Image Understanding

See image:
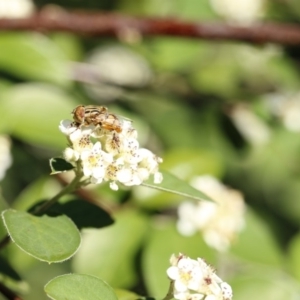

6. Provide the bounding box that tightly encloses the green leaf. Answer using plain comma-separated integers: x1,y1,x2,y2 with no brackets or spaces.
72,210,148,288
287,232,300,281
49,158,74,174
0,83,76,149
230,209,284,266
190,45,241,97
114,289,155,300
230,269,300,300
0,33,70,86
114,289,141,300
45,274,118,300
162,148,224,180
51,33,83,61
151,38,204,72
142,170,212,202
30,199,114,230
2,209,81,263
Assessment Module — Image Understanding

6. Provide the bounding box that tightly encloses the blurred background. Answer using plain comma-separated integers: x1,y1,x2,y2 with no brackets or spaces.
1,0,300,299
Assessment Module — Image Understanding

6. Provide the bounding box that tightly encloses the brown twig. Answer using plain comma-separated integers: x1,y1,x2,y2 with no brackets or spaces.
0,281,23,300
0,10,300,45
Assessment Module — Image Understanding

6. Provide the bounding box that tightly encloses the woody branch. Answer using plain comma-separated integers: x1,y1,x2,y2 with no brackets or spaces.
1,9,300,45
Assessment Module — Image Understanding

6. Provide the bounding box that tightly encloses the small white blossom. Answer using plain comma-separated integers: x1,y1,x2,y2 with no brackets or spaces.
80,142,112,184
167,256,204,292
59,107,163,189
177,175,246,251
167,254,233,300
63,147,80,163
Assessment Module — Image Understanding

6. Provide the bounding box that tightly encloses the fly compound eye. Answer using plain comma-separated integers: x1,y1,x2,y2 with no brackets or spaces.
72,105,86,124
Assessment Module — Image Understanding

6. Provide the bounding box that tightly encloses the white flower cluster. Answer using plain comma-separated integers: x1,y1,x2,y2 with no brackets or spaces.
167,253,233,300
59,116,163,191
177,175,245,251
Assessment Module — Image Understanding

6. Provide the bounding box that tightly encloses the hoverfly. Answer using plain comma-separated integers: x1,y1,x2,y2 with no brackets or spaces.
72,105,123,133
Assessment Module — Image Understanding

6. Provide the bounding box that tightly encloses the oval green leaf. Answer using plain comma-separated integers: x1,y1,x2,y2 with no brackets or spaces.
29,199,114,230
2,209,81,263
114,289,141,300
287,232,300,281
0,83,76,149
72,210,148,288
0,33,70,86
230,209,283,266
45,274,118,300
142,170,212,202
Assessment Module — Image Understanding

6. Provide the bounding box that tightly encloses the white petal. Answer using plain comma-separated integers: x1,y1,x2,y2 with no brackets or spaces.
205,295,218,300
110,181,119,191
64,147,79,162
82,164,92,177
221,282,233,300
154,172,163,183
116,168,132,183
59,119,75,135
173,291,190,300
166,266,179,280
92,166,105,179
137,168,149,181
174,280,189,293
91,176,103,184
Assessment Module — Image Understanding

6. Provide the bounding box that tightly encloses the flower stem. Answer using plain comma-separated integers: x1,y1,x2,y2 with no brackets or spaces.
32,172,83,215
162,281,174,300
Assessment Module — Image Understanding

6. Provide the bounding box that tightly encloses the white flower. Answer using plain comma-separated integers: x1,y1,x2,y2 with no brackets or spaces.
167,258,204,293
167,254,233,300
63,147,80,163
116,166,149,186
80,142,110,184
177,175,246,251
59,106,162,189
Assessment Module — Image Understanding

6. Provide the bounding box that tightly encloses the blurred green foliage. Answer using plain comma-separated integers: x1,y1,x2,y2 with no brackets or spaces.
1,0,300,299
